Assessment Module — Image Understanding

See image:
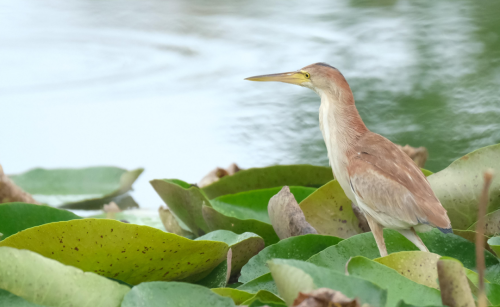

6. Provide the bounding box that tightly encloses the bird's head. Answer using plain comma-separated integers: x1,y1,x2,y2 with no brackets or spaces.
245,62,348,94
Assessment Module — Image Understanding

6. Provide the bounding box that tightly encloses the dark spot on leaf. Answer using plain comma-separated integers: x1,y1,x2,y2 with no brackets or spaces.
101,236,103,238
110,264,112,267
75,247,79,251
111,229,113,232
339,206,343,211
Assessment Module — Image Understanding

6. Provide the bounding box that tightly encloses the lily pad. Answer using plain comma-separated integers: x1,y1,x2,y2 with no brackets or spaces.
0,202,81,240
239,234,342,283
242,290,285,306
268,259,387,307
196,230,265,274
453,229,494,254
428,143,500,229
0,219,228,285
158,207,194,238
468,209,500,237
201,164,333,199
150,179,210,237
89,209,166,231
348,256,442,307
210,186,316,225
120,281,236,307
488,237,500,256
299,180,363,238
237,273,278,295
9,166,143,210
197,257,230,289
202,205,280,246
437,257,475,307
0,289,43,307
212,288,254,305
374,251,441,288
0,246,130,307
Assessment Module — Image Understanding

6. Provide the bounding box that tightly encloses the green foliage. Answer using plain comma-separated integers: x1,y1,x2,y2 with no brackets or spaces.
239,234,342,283
0,247,130,307
9,167,143,209
196,230,265,274
0,289,43,307
90,209,166,230
0,219,228,285
0,202,81,240
120,281,236,307
201,164,333,199
237,273,278,295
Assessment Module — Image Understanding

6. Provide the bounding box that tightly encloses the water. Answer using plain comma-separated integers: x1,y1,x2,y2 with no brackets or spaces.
1,0,500,209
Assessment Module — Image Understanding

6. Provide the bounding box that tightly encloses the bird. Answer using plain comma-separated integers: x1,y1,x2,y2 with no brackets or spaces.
245,63,452,256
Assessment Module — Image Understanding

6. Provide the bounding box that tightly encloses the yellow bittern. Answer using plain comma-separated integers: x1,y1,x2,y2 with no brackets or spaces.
246,63,451,256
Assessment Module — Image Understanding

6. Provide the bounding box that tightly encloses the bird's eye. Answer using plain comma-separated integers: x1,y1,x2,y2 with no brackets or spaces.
304,72,310,78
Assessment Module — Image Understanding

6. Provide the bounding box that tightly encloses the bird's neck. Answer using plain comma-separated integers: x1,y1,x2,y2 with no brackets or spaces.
318,88,368,158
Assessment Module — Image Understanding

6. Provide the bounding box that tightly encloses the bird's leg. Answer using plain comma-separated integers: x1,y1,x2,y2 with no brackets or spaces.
365,215,387,257
396,227,429,252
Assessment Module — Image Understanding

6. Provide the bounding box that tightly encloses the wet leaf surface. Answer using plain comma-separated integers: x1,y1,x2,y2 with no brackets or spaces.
196,230,265,274
347,256,442,307
428,144,500,229
299,180,363,239
9,166,143,209
0,246,130,307
0,202,81,240
239,234,342,283
150,179,210,236
237,273,278,295
201,165,333,199
0,219,228,285
269,259,387,307
120,281,236,307
202,205,280,246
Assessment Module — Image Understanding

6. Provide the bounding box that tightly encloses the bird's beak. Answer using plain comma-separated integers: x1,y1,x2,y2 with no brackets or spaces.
245,71,308,85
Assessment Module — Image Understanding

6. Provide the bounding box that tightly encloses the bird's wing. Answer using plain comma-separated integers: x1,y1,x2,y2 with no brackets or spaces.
347,132,450,229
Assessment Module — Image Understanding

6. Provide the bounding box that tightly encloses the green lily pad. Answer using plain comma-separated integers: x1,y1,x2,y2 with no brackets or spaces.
150,179,210,237
421,168,433,177
465,268,500,305
0,289,43,307
237,273,278,295
201,164,333,199
268,259,387,307
437,257,475,307
212,288,254,305
0,246,130,307
120,281,236,307
488,237,500,256
374,251,441,288
159,207,194,238
468,209,500,237
0,202,81,240
308,228,500,282
9,166,143,210
348,256,442,307
249,300,287,307
197,258,230,289
428,143,500,229
210,186,316,225
299,180,363,238
89,209,166,231
196,230,265,274
452,229,495,254
239,234,342,283
242,290,285,305
202,205,280,246
0,219,228,285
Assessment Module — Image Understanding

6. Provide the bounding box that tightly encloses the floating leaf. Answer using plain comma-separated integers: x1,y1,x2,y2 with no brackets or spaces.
428,143,500,229
374,251,441,288
197,252,231,289
210,186,315,225
268,259,387,307
0,246,130,307
150,179,210,237
9,166,143,210
201,165,333,199
120,281,236,307
242,290,285,306
90,209,166,230
159,207,194,238
237,273,279,295
0,289,42,307
239,234,342,283
0,219,228,285
299,180,363,238
202,205,280,246
453,229,494,254
465,268,500,305
437,257,475,307
488,237,500,257
212,288,254,305
0,202,81,240
268,186,317,240
196,230,265,274
468,209,500,237
348,256,442,307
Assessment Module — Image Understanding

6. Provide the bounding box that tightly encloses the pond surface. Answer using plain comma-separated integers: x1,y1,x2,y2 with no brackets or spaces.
1,0,500,208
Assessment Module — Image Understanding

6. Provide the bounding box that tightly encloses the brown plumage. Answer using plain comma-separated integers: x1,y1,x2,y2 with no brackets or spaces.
246,62,452,256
